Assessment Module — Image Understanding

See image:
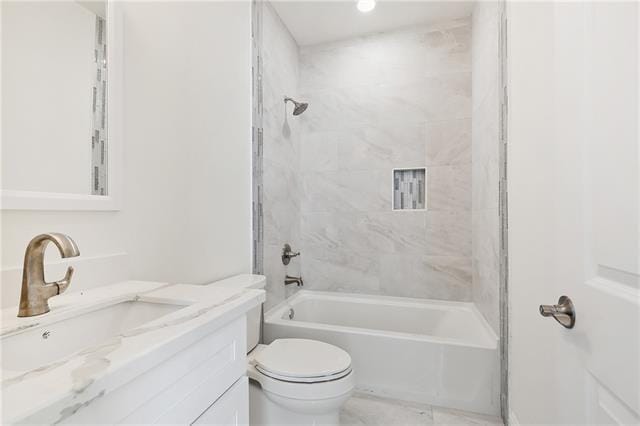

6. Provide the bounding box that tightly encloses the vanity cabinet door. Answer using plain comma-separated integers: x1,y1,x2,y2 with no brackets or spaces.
58,317,247,424
192,377,249,425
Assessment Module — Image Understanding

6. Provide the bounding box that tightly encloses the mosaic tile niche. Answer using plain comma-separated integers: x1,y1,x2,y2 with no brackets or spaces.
393,168,426,210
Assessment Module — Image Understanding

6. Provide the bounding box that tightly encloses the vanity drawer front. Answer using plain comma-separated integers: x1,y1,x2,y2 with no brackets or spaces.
60,316,247,424
192,377,248,425
127,317,247,424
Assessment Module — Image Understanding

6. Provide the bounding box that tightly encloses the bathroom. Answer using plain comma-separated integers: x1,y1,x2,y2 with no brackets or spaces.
0,0,638,425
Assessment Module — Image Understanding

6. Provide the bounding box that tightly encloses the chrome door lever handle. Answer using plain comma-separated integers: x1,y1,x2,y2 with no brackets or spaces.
540,296,576,329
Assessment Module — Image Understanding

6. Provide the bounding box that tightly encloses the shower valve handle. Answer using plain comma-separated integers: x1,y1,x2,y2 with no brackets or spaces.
281,243,300,265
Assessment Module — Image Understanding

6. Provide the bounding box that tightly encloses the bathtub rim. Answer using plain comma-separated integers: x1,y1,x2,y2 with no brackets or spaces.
264,290,498,350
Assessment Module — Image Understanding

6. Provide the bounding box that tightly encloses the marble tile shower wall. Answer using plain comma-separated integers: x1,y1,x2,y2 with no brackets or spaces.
262,4,302,309
471,2,501,332
296,19,473,300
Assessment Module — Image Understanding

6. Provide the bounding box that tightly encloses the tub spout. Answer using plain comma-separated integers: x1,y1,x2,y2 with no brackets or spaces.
284,275,304,287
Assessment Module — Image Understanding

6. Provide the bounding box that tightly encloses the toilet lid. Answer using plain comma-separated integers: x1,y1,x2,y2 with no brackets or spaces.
254,339,352,382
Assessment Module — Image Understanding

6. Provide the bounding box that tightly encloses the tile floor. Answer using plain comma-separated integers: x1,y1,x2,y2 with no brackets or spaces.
340,392,503,426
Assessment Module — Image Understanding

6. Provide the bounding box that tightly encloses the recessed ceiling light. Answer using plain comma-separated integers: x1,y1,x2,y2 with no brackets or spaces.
357,0,376,13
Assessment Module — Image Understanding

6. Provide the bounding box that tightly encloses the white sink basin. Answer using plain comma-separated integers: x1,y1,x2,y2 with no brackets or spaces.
2,299,184,374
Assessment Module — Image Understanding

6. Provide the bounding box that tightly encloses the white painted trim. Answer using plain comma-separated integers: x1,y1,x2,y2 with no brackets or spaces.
0,189,119,211
1,1,123,211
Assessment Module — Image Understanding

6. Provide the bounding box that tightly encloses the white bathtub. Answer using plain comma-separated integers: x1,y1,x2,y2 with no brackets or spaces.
264,290,499,416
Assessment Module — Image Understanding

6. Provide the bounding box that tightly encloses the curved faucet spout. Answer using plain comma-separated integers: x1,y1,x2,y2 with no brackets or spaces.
18,233,80,317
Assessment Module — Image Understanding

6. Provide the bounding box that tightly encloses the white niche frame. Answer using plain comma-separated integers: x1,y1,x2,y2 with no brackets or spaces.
1,1,123,211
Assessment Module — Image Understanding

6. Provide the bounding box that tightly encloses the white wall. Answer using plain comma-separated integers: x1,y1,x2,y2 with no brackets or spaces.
0,1,252,308
1,1,95,194
121,1,252,284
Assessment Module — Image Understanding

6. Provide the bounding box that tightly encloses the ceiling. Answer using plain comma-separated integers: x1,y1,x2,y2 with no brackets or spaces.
77,1,106,18
270,1,475,47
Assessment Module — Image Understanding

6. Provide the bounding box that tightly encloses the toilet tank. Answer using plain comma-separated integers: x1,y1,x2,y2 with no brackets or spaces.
206,274,266,352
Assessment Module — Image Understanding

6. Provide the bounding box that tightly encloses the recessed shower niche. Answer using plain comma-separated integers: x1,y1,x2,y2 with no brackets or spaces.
392,168,426,211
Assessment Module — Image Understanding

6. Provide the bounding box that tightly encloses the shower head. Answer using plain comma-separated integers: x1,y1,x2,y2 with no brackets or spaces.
284,96,308,116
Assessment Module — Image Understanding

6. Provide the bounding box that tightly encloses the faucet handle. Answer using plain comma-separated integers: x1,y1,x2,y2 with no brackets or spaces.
52,266,75,295
39,266,74,301
281,243,301,265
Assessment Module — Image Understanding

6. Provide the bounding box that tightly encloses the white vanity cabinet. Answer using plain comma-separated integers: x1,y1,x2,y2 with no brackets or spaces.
193,377,249,425
60,316,249,425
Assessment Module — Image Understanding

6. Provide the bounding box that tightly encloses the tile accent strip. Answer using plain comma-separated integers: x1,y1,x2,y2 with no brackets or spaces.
91,16,107,195
498,0,510,422
251,0,264,274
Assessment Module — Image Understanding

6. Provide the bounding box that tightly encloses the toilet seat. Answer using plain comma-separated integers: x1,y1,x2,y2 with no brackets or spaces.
248,340,355,401
255,365,351,383
253,339,352,384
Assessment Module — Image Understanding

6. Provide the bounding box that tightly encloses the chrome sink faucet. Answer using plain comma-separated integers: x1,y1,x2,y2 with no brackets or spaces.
18,233,80,317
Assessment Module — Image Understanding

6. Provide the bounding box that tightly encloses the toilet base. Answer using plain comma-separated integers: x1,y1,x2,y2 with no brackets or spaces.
249,379,347,425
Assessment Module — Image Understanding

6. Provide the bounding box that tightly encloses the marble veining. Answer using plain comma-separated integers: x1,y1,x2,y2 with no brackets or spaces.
294,18,473,302
259,10,478,304
55,389,106,424
428,165,472,211
299,18,471,92
297,74,471,134
313,124,428,172
425,118,472,166
341,392,503,425
341,392,433,425
0,321,40,337
1,359,69,388
432,407,503,426
1,281,264,423
301,170,390,213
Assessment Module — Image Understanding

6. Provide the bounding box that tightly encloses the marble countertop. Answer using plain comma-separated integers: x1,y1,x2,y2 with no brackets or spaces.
1,279,265,424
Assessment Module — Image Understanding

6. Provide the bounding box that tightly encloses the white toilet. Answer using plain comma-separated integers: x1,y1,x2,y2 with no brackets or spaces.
210,275,354,425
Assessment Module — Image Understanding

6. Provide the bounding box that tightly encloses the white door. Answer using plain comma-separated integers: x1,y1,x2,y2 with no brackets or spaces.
508,1,639,424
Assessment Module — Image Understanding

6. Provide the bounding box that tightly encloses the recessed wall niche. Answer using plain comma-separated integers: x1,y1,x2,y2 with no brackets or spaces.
392,168,426,211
